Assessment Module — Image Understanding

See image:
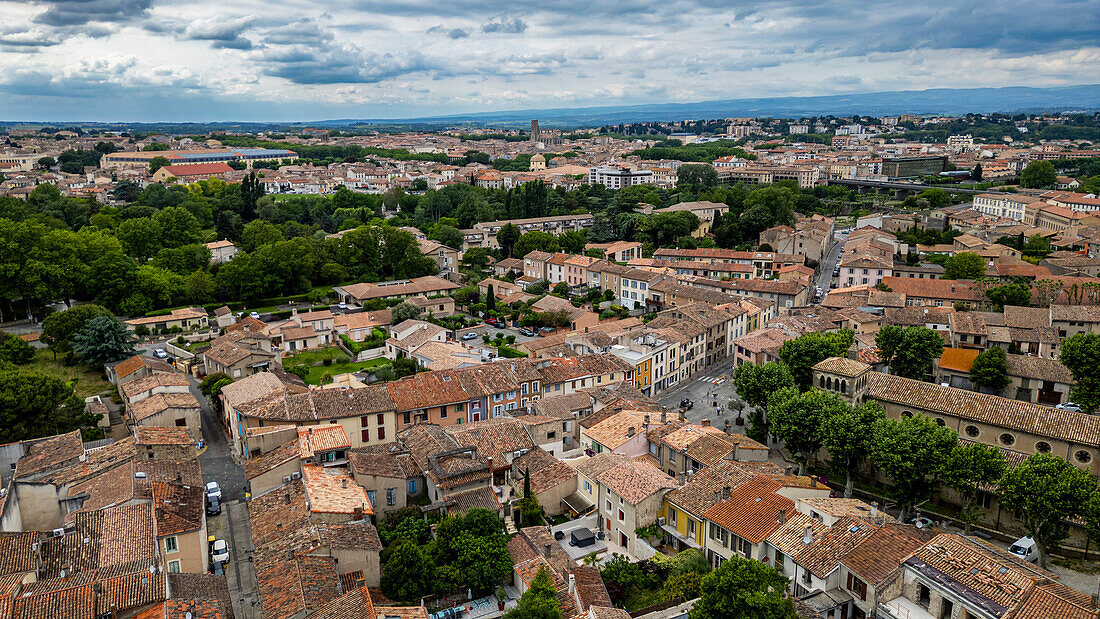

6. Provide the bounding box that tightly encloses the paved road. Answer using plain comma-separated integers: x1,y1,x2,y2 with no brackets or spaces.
190,377,257,618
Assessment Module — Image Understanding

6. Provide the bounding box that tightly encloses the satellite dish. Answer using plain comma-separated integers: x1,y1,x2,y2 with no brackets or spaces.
915,520,924,529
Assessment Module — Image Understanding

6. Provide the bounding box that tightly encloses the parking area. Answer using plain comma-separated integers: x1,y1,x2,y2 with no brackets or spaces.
207,499,259,618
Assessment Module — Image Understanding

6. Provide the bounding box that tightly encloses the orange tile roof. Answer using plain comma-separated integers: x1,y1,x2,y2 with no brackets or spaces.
300,465,372,516
938,347,980,373
701,475,793,544
297,425,351,459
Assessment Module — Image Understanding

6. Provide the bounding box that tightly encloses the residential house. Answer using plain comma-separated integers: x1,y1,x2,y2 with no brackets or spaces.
510,447,578,517
385,319,447,359
350,443,423,516
204,239,238,263
334,309,392,342
574,453,678,556
202,329,278,378
335,276,460,305
125,307,209,333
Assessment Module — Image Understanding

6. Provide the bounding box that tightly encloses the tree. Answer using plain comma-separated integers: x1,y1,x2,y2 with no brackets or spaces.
677,164,719,190
513,231,561,258
70,314,135,366
558,229,587,255
391,302,422,324
148,156,170,174
970,348,1010,394
999,453,1097,568
1021,160,1057,188
380,540,432,604
240,220,284,252
880,326,944,381
504,568,562,619
117,217,164,261
972,162,983,181
0,333,34,365
1058,333,1100,413
767,387,849,475
943,442,1006,534
689,556,796,619
0,368,95,442
462,247,491,271
432,224,464,250
943,252,986,279
153,207,202,248
777,330,854,389
552,282,568,296
870,414,958,520
985,283,1031,310
820,401,884,497
498,222,521,258
732,362,795,409
199,373,232,397
393,357,418,378
41,304,113,358
485,285,496,312
37,156,56,170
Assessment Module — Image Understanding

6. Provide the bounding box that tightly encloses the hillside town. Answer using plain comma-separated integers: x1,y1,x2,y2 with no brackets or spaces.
4,112,1100,619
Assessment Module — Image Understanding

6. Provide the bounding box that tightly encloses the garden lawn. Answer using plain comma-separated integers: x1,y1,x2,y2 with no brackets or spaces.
25,349,115,400
300,358,391,385
283,347,348,366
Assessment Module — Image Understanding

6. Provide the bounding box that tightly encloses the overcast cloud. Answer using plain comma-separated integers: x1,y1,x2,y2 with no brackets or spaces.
0,0,1097,121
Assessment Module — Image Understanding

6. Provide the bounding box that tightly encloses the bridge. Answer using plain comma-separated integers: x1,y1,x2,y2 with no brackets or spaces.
827,178,1005,198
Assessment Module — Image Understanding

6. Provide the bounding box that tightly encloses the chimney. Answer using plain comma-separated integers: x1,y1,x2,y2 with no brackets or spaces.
731,441,739,461
871,502,879,518
722,485,731,500
679,472,685,485
811,477,817,487
568,573,575,594
803,526,813,545
284,493,291,505
353,506,363,520
661,410,667,424
487,456,494,470
779,509,787,524
543,544,552,559
341,479,348,489
644,414,650,427
627,426,635,437
701,419,711,428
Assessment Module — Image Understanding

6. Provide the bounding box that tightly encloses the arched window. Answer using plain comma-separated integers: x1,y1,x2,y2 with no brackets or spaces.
1036,442,1051,453
826,377,833,390
999,433,1016,446
965,425,979,438
840,380,847,393
934,418,946,427
1076,450,1092,464
820,375,826,389
902,411,913,418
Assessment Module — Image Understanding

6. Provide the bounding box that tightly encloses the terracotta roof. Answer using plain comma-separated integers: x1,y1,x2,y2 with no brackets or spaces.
701,475,793,544
315,523,382,551
1012,581,1099,619
445,485,502,514
938,348,980,373
811,357,871,377
1005,354,1074,384
349,445,418,480
152,482,204,537
793,516,878,578
134,426,195,446
840,524,934,586
864,371,1100,446
14,430,83,479
585,455,677,504
298,425,351,459
120,374,190,401
511,447,576,494
582,410,651,450
665,460,766,519
301,465,372,516
766,512,827,558
245,440,301,480
130,392,200,421
881,277,981,302
0,532,38,577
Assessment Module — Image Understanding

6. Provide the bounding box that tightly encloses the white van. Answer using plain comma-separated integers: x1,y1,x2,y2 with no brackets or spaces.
1009,536,1038,563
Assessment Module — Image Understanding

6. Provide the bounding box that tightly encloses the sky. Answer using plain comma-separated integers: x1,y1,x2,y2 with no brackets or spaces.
0,0,1098,122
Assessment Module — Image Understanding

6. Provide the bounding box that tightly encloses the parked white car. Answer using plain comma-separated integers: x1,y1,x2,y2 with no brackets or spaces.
1009,536,1038,563
205,481,222,501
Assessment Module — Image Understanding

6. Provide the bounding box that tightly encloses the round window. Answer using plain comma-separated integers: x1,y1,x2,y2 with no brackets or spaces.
999,433,1016,446
902,410,913,418
1036,442,1051,453
1076,450,1092,464
934,418,946,427
965,426,979,438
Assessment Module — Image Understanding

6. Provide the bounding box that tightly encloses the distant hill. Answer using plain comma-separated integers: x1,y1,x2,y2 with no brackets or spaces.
324,84,1100,128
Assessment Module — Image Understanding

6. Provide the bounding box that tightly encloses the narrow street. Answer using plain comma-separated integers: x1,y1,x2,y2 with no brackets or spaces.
191,376,258,618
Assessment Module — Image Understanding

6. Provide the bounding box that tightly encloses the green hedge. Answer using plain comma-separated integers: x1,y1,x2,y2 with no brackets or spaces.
496,345,527,358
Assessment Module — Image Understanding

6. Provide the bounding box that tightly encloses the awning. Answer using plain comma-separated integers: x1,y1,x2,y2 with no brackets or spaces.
561,490,594,515
660,523,701,549
799,588,853,613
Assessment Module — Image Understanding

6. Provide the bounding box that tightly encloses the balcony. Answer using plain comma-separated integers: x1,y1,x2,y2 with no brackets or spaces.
880,597,936,619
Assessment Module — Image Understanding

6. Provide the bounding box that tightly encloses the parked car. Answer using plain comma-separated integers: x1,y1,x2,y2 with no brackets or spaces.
153,348,168,359
519,327,536,337
1056,402,1082,412
206,495,221,516
1009,536,1039,562
539,326,554,333
210,538,230,564
249,311,260,320
337,302,347,310
205,481,222,501
461,332,479,341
